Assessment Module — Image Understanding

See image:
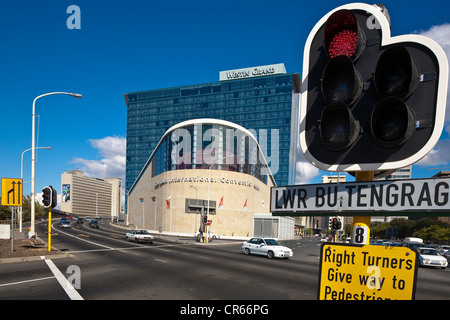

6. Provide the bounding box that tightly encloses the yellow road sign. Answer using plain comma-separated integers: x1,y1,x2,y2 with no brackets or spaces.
318,243,418,300
1,178,23,207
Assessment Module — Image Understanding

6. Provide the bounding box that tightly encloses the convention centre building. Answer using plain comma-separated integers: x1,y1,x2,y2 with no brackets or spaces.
126,119,294,239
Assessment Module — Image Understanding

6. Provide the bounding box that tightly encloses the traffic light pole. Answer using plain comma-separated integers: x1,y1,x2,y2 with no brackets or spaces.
48,207,52,251
351,171,373,245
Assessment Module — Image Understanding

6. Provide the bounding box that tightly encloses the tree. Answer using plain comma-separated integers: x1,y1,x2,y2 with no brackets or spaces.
389,218,416,239
0,195,46,221
414,225,450,243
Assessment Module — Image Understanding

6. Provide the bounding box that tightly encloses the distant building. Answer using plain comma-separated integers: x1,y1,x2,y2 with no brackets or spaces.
124,63,301,202
61,170,122,220
322,174,346,184
384,165,412,180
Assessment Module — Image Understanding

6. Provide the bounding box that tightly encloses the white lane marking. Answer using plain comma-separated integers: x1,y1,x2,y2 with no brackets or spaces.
44,259,84,300
0,276,54,288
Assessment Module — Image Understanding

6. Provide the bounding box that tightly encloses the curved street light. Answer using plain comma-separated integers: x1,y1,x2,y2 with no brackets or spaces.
31,92,82,234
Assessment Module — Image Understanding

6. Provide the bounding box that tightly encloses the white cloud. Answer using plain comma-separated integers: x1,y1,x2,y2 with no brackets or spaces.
295,147,320,184
72,136,126,181
415,23,450,167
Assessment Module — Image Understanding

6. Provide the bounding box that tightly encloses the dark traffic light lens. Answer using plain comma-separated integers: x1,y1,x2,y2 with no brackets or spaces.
322,55,363,105
320,102,360,151
374,46,420,98
324,9,366,60
371,97,416,147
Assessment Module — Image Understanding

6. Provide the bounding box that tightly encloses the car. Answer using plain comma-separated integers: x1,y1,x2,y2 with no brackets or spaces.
241,237,293,259
443,250,450,263
88,220,99,228
126,229,154,243
418,247,448,269
194,231,220,240
60,220,71,228
77,217,84,224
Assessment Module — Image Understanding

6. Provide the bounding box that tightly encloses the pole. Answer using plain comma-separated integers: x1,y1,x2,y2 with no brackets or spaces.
31,92,81,235
351,171,373,245
11,207,14,252
48,207,52,251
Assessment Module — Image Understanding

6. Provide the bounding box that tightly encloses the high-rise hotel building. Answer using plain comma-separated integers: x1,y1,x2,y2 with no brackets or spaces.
124,64,301,198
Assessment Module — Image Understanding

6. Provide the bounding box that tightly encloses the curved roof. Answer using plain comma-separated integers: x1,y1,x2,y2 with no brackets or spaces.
128,118,277,195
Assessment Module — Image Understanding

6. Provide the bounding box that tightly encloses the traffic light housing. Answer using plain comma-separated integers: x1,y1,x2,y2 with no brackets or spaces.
42,185,57,209
299,3,448,173
51,186,57,209
42,186,52,208
331,217,341,231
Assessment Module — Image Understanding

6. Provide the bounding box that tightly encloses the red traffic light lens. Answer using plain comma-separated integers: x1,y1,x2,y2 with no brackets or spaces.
324,9,365,59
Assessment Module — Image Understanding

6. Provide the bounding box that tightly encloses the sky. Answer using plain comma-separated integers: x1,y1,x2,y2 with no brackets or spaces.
1,0,450,208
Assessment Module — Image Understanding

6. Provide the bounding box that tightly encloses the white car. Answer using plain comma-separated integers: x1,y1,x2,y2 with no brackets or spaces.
126,229,154,243
194,231,220,240
418,247,448,269
241,237,293,259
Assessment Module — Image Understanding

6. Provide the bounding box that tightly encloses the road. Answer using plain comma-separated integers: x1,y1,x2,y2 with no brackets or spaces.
0,217,449,305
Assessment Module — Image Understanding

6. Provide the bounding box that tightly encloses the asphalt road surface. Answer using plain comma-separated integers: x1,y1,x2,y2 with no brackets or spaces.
0,217,449,307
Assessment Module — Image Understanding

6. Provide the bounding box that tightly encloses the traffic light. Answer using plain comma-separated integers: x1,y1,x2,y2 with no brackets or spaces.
299,3,448,174
42,186,52,208
51,186,57,208
331,217,341,231
42,185,57,208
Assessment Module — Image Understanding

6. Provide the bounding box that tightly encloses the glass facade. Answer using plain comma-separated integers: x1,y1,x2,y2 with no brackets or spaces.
125,71,300,195
149,121,271,185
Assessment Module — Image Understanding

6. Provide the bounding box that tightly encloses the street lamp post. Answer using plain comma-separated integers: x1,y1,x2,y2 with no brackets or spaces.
20,146,51,233
31,92,82,234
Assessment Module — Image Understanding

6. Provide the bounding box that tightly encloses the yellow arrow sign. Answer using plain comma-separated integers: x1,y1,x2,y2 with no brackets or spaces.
1,178,23,207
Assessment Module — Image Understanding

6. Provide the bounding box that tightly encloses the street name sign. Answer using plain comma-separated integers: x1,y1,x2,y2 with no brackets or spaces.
1,178,23,207
318,243,418,300
271,177,450,216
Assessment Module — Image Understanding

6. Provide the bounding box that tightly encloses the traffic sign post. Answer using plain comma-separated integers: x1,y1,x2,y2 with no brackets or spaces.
352,171,373,245
318,243,418,300
2,178,23,253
